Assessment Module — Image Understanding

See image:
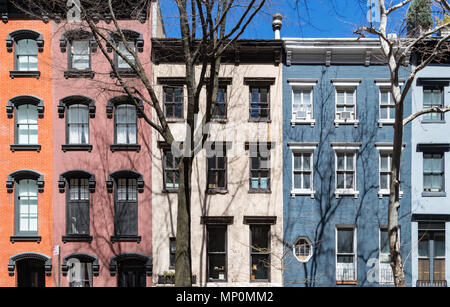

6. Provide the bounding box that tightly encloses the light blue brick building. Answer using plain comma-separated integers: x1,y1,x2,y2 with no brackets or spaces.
282,38,412,287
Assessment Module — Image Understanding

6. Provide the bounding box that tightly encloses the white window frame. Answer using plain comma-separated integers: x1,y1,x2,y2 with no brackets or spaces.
375,80,403,127
293,236,313,263
331,80,361,128
375,143,404,198
331,143,360,198
288,79,318,127
288,142,318,198
335,226,357,284
379,227,395,284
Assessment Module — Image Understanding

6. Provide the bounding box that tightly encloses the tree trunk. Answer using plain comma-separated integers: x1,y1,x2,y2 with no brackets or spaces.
388,95,407,287
175,157,193,287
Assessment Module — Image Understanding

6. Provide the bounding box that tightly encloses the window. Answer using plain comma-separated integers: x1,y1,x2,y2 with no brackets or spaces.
67,178,90,235
379,88,395,123
164,86,184,119
249,87,270,121
293,152,313,192
169,238,176,269
16,104,38,145
207,225,227,282
294,237,313,262
117,259,146,287
335,88,356,121
163,149,180,191
423,87,444,121
418,222,446,286
16,179,38,235
423,153,444,192
115,105,137,145
70,40,90,71
211,87,227,120
67,104,89,145
292,88,313,121
379,152,392,193
379,228,394,284
336,227,357,283
67,259,93,287
207,144,227,192
249,145,271,192
336,152,356,192
15,39,38,72
250,225,270,282
115,178,138,236
107,171,143,242
117,41,136,69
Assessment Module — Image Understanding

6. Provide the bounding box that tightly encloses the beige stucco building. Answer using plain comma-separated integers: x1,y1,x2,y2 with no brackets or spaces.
151,39,284,286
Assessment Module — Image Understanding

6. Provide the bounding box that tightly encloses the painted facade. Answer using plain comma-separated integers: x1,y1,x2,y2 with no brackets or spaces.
410,60,450,287
0,3,54,287
151,39,284,286
282,38,412,287
50,3,162,287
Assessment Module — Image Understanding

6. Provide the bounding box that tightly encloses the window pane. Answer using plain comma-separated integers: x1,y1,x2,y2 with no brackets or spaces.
418,233,429,258
303,154,311,171
303,173,311,189
345,173,354,189
251,226,269,252
251,254,269,280
293,154,302,170
434,234,445,258
208,226,226,253
337,229,354,253
380,229,389,254
294,173,301,189
208,254,226,280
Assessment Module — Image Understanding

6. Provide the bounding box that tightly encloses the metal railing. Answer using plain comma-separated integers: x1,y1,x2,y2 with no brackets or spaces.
416,280,447,287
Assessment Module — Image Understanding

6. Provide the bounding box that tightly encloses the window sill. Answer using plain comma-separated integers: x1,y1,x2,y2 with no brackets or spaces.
421,119,446,124
64,70,95,79
248,118,271,123
10,71,41,79
110,235,141,243
10,235,41,243
206,189,228,195
378,190,403,199
422,191,447,197
166,118,185,123
336,280,357,285
62,144,93,152
62,235,93,243
291,119,315,127
110,70,138,78
163,188,179,194
334,120,359,128
378,120,395,127
291,190,315,198
110,144,141,153
10,144,41,152
249,189,272,194
210,118,228,124
335,190,359,198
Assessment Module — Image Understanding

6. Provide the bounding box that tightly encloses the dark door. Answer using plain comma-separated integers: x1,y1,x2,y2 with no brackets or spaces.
117,259,146,287
17,259,45,287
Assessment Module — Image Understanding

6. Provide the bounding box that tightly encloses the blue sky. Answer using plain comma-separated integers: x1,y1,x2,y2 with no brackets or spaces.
159,0,398,39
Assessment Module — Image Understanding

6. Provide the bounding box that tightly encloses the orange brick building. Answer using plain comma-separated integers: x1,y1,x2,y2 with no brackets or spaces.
0,3,53,287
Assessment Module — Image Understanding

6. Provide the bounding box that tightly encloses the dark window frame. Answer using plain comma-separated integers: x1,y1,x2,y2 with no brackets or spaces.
163,148,180,192
248,144,271,193
211,86,228,121
207,143,228,193
108,30,144,78
114,104,138,146
248,85,271,122
423,152,445,193
14,178,39,237
169,237,176,269
163,85,184,120
206,225,228,283
418,222,446,284
14,103,39,146
422,86,445,122
249,224,271,283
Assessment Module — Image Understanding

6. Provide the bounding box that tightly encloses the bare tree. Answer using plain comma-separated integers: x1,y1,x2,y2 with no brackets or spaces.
353,0,450,287
11,0,267,287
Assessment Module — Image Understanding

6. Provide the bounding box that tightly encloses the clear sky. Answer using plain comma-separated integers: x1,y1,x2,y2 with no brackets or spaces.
159,0,390,39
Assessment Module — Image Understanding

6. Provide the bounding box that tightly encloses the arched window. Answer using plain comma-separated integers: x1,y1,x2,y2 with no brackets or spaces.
110,253,152,287
60,30,97,78
8,252,52,287
7,95,44,152
107,30,144,77
7,29,44,78
59,170,95,243
58,96,95,152
7,170,44,242
107,96,143,152
107,170,144,243
62,253,99,287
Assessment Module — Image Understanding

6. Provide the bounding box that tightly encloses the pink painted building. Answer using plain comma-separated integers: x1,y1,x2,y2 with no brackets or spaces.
50,1,164,287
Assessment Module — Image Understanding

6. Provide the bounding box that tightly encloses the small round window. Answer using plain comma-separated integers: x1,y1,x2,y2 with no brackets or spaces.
293,237,313,262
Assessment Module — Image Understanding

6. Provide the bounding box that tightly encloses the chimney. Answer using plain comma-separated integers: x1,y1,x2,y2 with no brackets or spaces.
272,13,283,39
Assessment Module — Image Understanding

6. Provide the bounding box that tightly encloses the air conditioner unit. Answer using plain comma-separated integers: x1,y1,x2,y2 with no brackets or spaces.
296,110,307,119
339,111,352,120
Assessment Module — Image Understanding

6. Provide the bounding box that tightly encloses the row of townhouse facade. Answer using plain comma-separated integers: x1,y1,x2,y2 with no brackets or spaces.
0,1,449,286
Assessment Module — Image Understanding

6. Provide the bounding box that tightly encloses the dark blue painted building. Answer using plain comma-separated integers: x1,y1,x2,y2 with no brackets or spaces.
282,38,412,286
